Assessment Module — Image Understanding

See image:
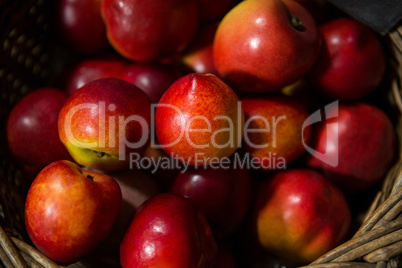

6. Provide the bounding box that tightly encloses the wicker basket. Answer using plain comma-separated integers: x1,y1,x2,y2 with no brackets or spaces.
0,0,401,267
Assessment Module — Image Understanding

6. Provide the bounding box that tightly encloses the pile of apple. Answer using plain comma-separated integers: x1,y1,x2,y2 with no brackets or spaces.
5,0,397,267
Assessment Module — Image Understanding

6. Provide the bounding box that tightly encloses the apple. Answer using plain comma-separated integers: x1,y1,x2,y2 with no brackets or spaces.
241,95,311,170
120,193,217,267
213,0,321,93
252,169,351,264
53,0,109,54
181,22,220,77
155,73,244,166
307,18,386,101
197,0,237,22
171,166,253,238
58,78,151,172
65,55,127,95
119,62,181,103
7,88,73,178
101,0,199,61
306,103,396,192
25,160,122,264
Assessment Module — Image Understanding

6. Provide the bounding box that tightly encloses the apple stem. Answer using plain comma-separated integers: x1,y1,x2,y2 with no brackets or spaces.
291,17,306,32
95,151,106,158
86,174,94,181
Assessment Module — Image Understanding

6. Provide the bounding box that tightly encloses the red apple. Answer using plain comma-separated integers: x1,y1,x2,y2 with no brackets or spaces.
25,160,122,264
241,95,311,170
65,55,127,95
53,0,109,54
155,73,244,166
252,169,351,264
181,22,220,76
58,78,151,172
213,0,321,93
101,0,199,61
7,88,73,178
171,167,253,238
120,193,217,267
308,18,386,101
306,103,396,192
119,62,181,103
197,0,237,22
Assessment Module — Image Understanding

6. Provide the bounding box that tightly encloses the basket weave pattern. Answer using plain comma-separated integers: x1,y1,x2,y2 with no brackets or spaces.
0,1,401,267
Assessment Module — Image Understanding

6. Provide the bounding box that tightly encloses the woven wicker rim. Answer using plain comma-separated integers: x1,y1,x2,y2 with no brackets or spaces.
0,3,401,268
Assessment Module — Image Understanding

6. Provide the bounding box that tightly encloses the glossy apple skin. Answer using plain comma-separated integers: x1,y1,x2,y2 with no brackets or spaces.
7,88,73,178
241,95,311,170
213,0,321,93
54,0,109,54
25,160,122,264
66,56,127,95
101,0,199,61
198,0,237,22
171,167,253,238
120,193,217,268
119,63,181,103
253,169,351,264
181,22,220,77
58,78,151,172
308,18,386,101
306,103,395,192
155,73,244,166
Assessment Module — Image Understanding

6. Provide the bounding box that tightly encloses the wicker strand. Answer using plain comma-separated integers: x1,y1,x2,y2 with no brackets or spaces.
363,240,402,263
391,79,402,115
379,162,402,203
20,251,45,268
10,236,61,268
355,187,402,237
387,258,401,268
0,245,15,268
390,167,402,194
331,229,402,263
300,262,376,268
310,218,402,264
362,192,383,224
0,225,28,268
390,28,402,54
376,262,386,268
